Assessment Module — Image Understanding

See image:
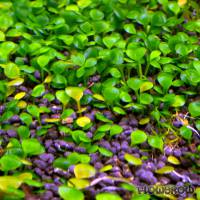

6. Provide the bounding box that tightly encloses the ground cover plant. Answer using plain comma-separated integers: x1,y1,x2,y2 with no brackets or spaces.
0,0,200,199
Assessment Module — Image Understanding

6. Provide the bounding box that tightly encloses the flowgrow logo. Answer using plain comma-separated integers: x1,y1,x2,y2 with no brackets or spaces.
137,184,195,195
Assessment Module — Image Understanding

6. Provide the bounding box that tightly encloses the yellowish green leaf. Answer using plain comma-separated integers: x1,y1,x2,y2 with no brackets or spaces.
124,153,142,166
76,116,91,127
14,92,26,100
7,78,24,86
0,176,22,192
67,178,89,189
77,0,91,8
140,82,153,93
6,86,15,97
139,118,150,125
155,166,174,174
20,159,32,166
45,118,60,123
66,4,79,11
167,156,180,165
17,101,27,109
65,87,84,102
100,165,113,172
44,75,53,83
178,0,187,7
93,94,105,101
74,164,96,179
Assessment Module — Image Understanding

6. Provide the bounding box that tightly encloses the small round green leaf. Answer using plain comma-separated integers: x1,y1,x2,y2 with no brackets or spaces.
171,95,185,107
103,35,119,49
96,193,122,200
151,11,166,26
76,116,91,127
110,125,123,136
127,78,143,92
157,72,173,92
189,101,200,117
37,55,50,68
113,107,126,115
0,155,22,171
27,105,40,118
124,153,142,166
120,91,132,103
168,2,180,15
99,147,113,157
124,24,136,34
180,126,192,140
56,90,70,106
90,9,104,20
4,63,20,79
31,84,45,97
102,87,120,105
148,135,163,151
140,82,153,93
58,186,84,200
126,47,146,61
131,130,147,145
22,139,45,156
167,156,180,165
140,93,153,105
109,68,121,78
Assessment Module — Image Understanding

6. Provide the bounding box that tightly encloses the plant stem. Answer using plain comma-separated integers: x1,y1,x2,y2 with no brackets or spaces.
127,67,131,80
77,101,82,116
138,63,143,79
62,104,66,113
41,70,44,81
119,66,125,82
135,90,139,103
38,117,42,126
144,57,150,76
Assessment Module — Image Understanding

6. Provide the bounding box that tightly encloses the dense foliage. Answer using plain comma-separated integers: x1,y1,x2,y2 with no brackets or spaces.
0,0,200,199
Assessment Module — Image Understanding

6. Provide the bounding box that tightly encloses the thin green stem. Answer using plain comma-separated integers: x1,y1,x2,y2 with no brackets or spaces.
135,90,139,103
119,66,126,82
138,63,143,79
62,104,66,113
37,116,42,126
41,70,44,81
144,57,150,76
127,67,131,80
77,101,82,116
